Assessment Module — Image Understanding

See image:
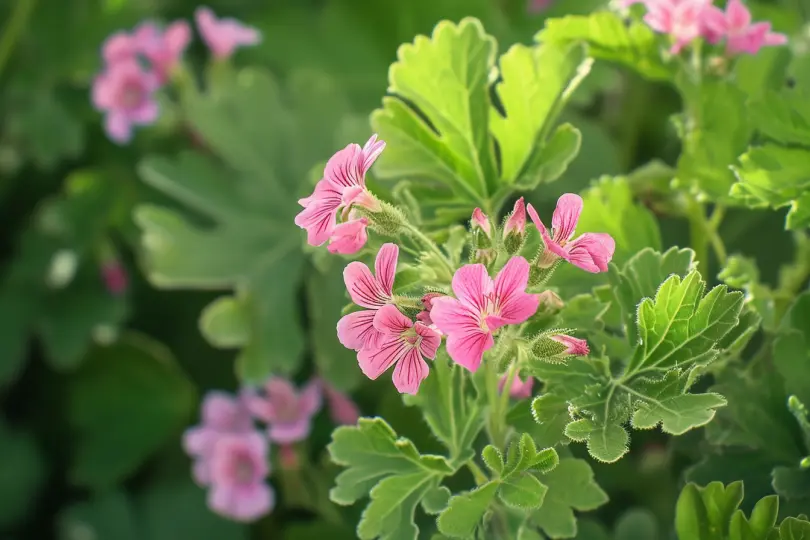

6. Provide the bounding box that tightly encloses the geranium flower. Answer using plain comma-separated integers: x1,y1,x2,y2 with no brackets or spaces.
207,432,274,522
357,305,441,394
91,60,160,144
702,0,787,55
243,377,322,444
527,194,615,273
431,257,540,372
337,243,398,352
643,0,713,53
195,7,261,59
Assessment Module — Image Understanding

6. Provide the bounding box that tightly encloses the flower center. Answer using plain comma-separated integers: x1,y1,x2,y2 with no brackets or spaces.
400,328,421,348
120,81,144,109
479,293,500,332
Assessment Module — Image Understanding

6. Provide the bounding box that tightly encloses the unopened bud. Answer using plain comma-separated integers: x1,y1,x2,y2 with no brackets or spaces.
529,260,560,287
367,200,408,236
502,198,526,239
473,248,497,266
471,208,493,249
531,333,589,362
537,290,564,311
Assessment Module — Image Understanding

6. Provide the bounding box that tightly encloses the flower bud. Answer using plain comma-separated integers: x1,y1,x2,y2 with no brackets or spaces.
367,200,408,236
473,248,497,266
531,333,589,363
537,290,564,311
503,198,527,255
471,208,493,249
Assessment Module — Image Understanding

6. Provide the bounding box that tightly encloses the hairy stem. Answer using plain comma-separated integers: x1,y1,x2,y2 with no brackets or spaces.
403,223,455,280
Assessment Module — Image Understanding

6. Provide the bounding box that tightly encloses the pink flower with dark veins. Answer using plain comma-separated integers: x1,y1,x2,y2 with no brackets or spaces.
183,391,254,485
430,257,540,373
195,7,261,59
527,194,615,273
243,377,322,444
328,217,369,255
336,243,399,352
357,305,441,394
295,135,385,248
92,60,160,144
702,0,787,55
207,432,274,522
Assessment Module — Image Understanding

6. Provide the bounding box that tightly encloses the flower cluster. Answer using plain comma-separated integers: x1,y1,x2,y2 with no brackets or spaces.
304,135,609,396
183,377,358,522
621,0,787,54
92,7,260,144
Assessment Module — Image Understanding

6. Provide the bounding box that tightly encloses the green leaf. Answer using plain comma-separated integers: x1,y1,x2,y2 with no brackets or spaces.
536,11,673,81
67,333,195,488
614,508,660,540
490,42,590,184
513,123,582,192
730,145,810,230
564,416,630,464
402,356,484,465
482,445,504,476
58,491,139,540
675,481,745,540
574,177,662,266
499,474,548,510
328,418,453,540
751,88,810,147
0,422,45,528
531,458,608,538
198,297,250,348
780,517,810,539
437,482,499,538
371,18,498,206
421,486,452,515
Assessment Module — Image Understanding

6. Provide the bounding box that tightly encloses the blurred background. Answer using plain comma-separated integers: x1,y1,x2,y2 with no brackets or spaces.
0,0,806,538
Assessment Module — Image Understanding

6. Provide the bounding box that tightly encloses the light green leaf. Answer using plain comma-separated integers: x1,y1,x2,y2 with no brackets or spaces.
751,88,810,147
199,297,250,348
564,417,630,464
437,482,499,538
482,445,504,476
780,518,810,540
531,458,608,538
490,42,590,184
67,333,195,488
57,491,139,540
358,473,440,540
730,145,810,230
499,474,548,510
371,18,498,206
421,486,452,515
536,11,673,81
614,508,660,540
513,123,582,192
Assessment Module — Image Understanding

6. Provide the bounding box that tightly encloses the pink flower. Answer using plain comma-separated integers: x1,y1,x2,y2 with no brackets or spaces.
295,135,385,247
101,261,128,295
322,383,360,425
503,197,527,239
527,194,615,274
471,208,492,238
430,257,540,373
702,0,787,55
551,334,590,355
337,243,398,352
102,31,139,64
134,21,192,80
195,7,261,60
208,432,274,522
528,0,555,12
643,0,713,53
416,292,444,326
243,378,322,444
357,305,441,394
92,60,160,144
183,391,254,485
499,373,534,400
328,217,369,255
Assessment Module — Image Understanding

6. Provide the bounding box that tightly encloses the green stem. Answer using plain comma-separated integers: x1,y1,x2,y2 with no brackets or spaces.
403,223,455,279
0,0,37,80
687,200,710,273
497,361,519,429
466,461,489,486
484,357,504,448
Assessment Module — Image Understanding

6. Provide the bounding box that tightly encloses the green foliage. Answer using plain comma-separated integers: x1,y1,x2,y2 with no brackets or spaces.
372,18,590,217
533,248,749,463
0,421,45,529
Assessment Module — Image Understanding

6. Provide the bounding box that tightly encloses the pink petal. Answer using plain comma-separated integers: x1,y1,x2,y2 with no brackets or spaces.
192,458,211,485
130,100,159,124
337,310,383,351
499,373,534,400
503,197,526,237
492,257,539,324
208,482,274,522
357,337,408,380
450,264,491,312
374,243,399,296
323,385,360,425
564,233,615,273
551,193,583,243
294,180,342,246
102,32,137,63
551,334,590,355
391,349,429,394
105,111,132,144
471,208,491,237
373,304,413,335
344,261,390,309
764,30,788,46
325,144,364,189
360,134,386,174
430,296,482,334
209,432,268,486
328,218,368,255
414,322,441,359
268,419,312,444
701,6,728,43
445,329,493,373
726,0,751,31
202,391,252,431
299,379,323,417
527,203,555,248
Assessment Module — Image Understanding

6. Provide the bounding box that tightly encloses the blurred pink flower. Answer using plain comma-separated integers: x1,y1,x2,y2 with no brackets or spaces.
295,135,385,247
243,378,322,444
328,217,369,255
471,208,492,238
551,334,590,355
101,260,128,295
431,257,539,373
528,0,555,13
134,21,192,80
336,243,398,352
357,305,441,394
528,194,615,273
498,373,534,399
183,391,254,485
195,7,261,59
702,0,787,54
92,60,160,144
642,0,713,53
208,432,274,522
503,197,527,239
322,383,360,425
